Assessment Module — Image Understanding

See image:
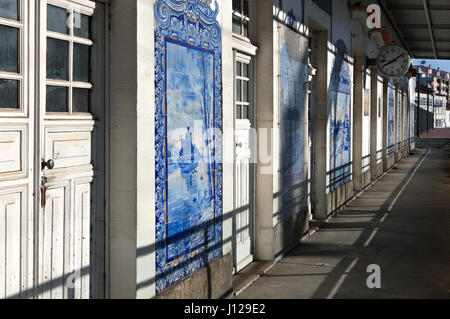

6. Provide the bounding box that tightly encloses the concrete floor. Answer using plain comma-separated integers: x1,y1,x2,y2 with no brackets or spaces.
236,146,450,299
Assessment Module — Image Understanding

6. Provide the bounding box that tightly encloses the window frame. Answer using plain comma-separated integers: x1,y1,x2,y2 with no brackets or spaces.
234,53,252,120
42,0,95,119
232,0,251,39
0,0,27,116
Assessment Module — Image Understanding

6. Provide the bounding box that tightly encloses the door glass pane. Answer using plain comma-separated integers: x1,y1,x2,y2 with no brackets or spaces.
236,61,242,76
243,0,249,17
236,79,242,101
243,63,248,77
236,105,242,119
0,0,18,20
46,38,68,80
0,79,19,108
243,20,249,37
73,88,90,113
46,86,68,112
242,81,249,102
242,105,248,119
0,25,18,73
73,13,90,39
47,4,69,34
232,15,241,34
73,43,90,82
232,0,240,12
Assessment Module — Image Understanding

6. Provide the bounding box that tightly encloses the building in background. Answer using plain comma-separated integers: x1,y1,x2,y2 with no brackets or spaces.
413,65,450,128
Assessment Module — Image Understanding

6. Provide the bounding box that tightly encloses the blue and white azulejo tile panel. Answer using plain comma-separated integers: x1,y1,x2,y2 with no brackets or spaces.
329,41,352,190
154,0,222,293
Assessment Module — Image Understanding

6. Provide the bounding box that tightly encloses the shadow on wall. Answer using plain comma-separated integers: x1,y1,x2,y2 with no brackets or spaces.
328,39,352,192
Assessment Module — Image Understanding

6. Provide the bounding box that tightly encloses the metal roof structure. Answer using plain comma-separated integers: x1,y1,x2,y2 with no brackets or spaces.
379,0,450,59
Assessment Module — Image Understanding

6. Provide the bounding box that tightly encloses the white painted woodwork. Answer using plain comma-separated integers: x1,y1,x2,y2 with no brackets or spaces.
0,131,22,174
0,0,96,299
0,192,21,299
234,119,252,271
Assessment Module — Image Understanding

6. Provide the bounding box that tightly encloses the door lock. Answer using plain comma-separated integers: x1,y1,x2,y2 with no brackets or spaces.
42,159,55,170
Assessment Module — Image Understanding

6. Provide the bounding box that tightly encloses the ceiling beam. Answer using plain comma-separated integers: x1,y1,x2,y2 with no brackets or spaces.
404,37,450,42
411,49,450,53
422,0,438,59
388,4,450,11
397,24,450,29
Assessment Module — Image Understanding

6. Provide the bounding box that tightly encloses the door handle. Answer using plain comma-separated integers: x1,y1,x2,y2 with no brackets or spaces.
42,159,55,170
236,142,243,148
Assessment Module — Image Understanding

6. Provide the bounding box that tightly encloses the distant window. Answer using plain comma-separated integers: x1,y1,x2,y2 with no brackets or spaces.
232,0,250,37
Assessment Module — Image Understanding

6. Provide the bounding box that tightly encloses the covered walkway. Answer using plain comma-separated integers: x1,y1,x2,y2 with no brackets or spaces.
235,146,450,299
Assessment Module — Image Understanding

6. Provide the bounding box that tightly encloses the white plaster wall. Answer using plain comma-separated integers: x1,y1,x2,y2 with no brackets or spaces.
136,0,155,299
331,0,352,51
109,0,138,299
220,0,234,258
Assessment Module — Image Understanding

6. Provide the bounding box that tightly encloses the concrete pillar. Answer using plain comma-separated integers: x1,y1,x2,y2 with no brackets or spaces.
109,0,155,299
254,0,275,260
370,67,379,181
311,30,329,219
382,79,388,171
352,52,363,192
394,83,399,161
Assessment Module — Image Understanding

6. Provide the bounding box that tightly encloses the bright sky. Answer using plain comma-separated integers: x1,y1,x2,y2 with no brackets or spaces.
412,59,450,73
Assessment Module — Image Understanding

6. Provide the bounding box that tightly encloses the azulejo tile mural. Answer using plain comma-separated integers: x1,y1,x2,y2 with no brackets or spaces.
278,25,308,212
397,90,401,149
329,41,352,190
388,80,395,152
154,0,222,293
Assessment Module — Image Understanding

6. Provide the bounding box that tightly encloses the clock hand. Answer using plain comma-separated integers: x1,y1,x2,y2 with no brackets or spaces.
383,53,405,67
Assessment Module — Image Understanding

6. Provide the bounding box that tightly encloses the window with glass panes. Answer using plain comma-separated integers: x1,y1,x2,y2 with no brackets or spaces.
0,0,22,110
46,3,92,113
235,59,250,119
232,0,250,37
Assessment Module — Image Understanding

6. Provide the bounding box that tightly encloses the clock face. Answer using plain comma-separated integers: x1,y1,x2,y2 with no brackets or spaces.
377,45,411,78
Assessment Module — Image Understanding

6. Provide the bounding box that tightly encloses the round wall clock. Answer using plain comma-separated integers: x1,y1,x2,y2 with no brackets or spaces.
376,45,411,78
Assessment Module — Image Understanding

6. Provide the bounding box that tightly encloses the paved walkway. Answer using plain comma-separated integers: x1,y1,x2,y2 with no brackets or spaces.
419,128,450,139
236,146,450,299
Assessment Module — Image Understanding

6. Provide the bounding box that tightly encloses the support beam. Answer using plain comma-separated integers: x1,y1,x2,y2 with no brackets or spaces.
422,0,438,59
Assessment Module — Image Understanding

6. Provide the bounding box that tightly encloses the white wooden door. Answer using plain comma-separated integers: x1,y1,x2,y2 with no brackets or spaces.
0,0,96,299
36,0,95,299
234,54,253,272
234,119,252,271
0,0,34,299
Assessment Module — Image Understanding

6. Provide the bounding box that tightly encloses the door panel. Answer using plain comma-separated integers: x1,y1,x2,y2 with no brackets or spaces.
0,192,21,298
73,182,90,299
38,185,67,299
235,119,252,271
36,0,96,299
45,130,91,169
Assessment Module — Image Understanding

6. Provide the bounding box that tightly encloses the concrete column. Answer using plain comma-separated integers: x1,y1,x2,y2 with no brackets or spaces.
394,83,399,161
254,0,275,260
370,67,378,181
352,52,363,192
221,0,234,262
109,0,156,299
382,79,388,171
312,30,329,219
